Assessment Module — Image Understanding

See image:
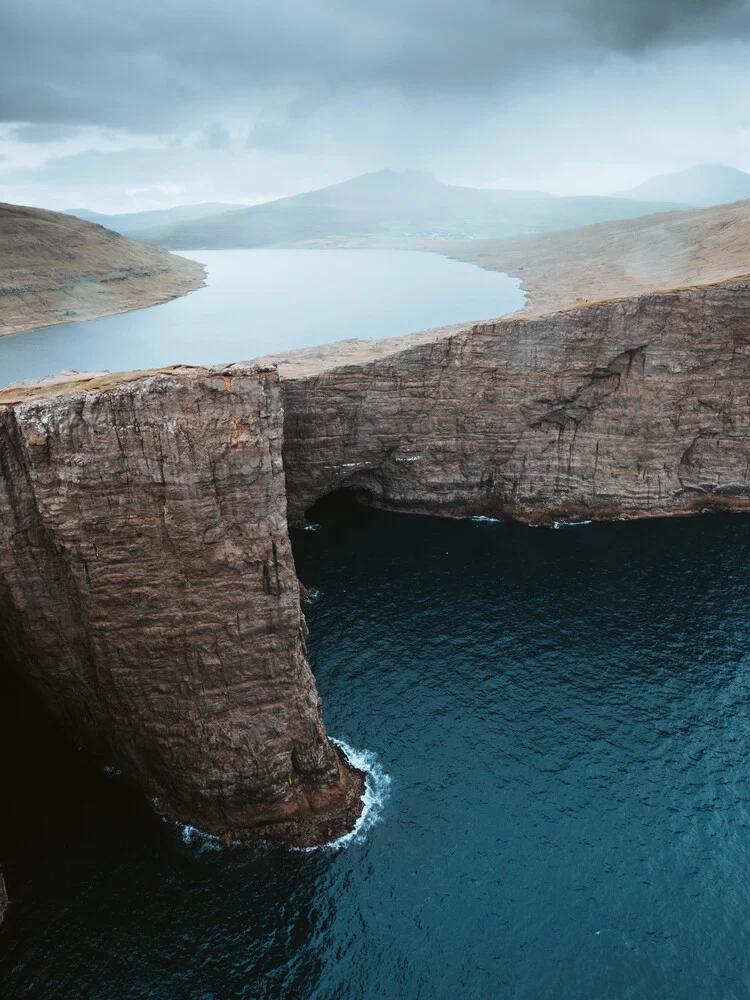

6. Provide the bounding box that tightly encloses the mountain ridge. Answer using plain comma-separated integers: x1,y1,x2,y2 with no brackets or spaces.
88,169,685,249
616,164,750,207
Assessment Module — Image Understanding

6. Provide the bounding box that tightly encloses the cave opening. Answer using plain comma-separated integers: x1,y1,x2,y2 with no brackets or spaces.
303,486,373,525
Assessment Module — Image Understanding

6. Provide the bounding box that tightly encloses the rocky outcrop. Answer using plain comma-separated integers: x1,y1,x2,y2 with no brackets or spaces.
0,364,363,846
0,203,204,338
2,276,750,846
281,279,750,524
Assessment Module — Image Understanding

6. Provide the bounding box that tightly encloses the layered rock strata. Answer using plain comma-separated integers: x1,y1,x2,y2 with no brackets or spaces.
2,277,750,844
0,364,363,845
281,279,750,524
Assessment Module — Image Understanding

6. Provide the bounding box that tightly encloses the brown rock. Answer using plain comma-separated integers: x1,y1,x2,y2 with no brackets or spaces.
280,278,750,524
0,363,363,845
3,274,750,846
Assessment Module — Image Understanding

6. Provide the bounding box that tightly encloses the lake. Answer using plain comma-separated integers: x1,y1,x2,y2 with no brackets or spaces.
2,504,750,999
0,250,524,388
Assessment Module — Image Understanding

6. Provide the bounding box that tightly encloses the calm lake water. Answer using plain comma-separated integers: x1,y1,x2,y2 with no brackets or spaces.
0,250,524,388
2,503,750,999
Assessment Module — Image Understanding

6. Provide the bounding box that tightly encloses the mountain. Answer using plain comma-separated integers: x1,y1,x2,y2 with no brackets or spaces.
129,170,685,249
63,202,245,236
0,202,203,337
616,164,750,208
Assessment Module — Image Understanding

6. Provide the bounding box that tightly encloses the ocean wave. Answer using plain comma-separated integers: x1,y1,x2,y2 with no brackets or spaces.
177,822,223,852
552,519,593,529
310,738,392,852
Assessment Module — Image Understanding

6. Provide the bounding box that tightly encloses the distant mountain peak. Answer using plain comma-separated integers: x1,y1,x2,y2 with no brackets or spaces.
616,163,750,208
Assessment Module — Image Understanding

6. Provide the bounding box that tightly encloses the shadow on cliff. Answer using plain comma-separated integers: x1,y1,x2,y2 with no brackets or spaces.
0,659,338,999
0,658,151,932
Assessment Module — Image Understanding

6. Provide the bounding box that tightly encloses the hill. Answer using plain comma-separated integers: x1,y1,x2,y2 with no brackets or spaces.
130,170,684,249
446,198,750,315
616,164,750,208
64,202,245,236
0,203,204,337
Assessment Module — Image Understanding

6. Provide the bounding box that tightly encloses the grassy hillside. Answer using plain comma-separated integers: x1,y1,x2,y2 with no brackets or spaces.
444,198,750,315
0,202,204,337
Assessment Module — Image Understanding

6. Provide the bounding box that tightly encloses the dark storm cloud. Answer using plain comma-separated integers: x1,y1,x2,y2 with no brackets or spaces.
11,123,82,144
1,0,748,131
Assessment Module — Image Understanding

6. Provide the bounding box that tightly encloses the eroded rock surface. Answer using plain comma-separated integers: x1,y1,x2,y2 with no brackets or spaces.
281,279,750,524
0,364,363,845
2,276,750,846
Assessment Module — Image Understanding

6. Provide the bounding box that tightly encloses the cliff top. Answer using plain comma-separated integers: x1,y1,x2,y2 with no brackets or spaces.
0,202,205,338
3,273,749,403
0,361,280,407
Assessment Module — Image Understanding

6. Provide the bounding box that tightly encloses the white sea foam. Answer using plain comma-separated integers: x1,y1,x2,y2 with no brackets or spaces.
470,515,502,524
312,738,392,852
179,824,222,851
304,523,322,532
290,739,392,853
552,519,593,529
172,739,390,854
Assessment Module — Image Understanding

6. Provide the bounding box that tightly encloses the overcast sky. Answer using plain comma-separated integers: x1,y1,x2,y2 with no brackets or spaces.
2,0,750,212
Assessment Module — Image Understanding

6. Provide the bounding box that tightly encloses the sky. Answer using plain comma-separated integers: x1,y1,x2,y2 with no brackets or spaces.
2,0,750,212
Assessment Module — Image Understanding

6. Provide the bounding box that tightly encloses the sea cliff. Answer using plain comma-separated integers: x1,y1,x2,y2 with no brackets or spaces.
1,277,750,846
281,279,750,524
0,364,363,847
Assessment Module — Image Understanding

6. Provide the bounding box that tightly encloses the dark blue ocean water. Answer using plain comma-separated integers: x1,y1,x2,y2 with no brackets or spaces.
2,504,750,999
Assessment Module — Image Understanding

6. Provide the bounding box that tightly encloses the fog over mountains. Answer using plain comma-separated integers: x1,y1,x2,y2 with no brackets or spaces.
64,169,685,250
63,203,243,236
4,0,750,211
62,164,750,251
617,164,750,207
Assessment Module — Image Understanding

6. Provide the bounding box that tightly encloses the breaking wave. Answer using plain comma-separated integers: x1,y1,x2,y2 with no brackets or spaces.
310,738,392,852
173,740,391,854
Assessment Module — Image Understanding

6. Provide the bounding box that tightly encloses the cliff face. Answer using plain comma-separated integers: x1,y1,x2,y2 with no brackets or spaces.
2,277,750,847
282,280,750,524
0,364,362,845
